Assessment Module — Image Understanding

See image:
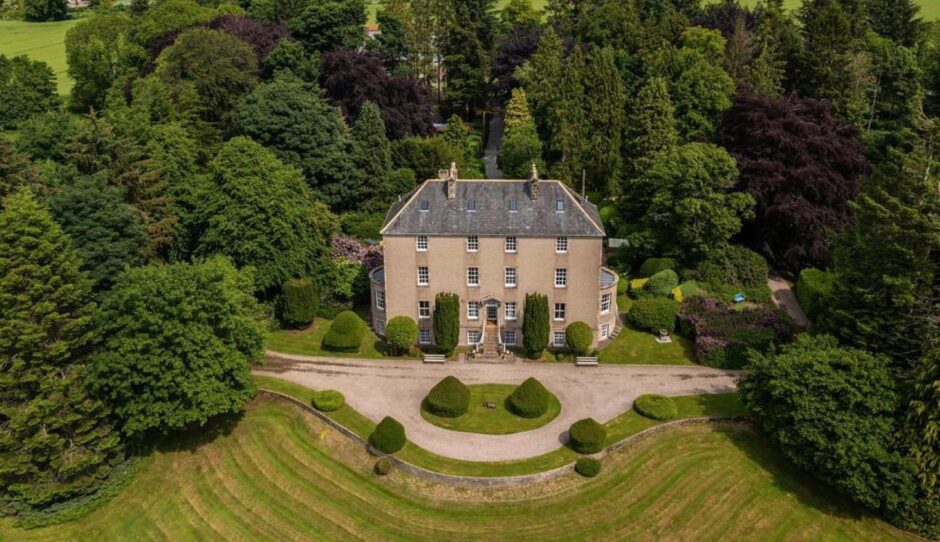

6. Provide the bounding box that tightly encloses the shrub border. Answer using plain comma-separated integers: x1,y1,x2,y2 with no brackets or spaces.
258,389,746,488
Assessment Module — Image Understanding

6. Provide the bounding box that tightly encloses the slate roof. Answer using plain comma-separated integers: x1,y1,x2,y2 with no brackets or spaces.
381,179,606,237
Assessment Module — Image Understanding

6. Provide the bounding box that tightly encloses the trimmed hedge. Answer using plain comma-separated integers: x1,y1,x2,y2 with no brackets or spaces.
642,269,679,298
369,416,406,454
385,316,418,355
568,418,606,454
281,277,320,327
311,390,345,412
508,377,550,418
795,268,835,322
634,394,678,420
639,257,676,278
629,297,678,333
616,276,628,295
695,244,770,302
374,458,392,475
575,457,602,477
433,292,459,352
425,376,470,418
565,321,594,355
522,293,550,357
322,310,365,351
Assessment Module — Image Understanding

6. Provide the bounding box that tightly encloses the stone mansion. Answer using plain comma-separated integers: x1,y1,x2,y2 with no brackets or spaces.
369,164,620,356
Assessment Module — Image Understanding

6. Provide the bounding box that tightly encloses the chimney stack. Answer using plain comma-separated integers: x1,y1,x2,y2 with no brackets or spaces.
529,163,540,200
446,161,458,199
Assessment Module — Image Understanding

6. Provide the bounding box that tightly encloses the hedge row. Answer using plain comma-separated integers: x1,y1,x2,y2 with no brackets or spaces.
629,297,678,333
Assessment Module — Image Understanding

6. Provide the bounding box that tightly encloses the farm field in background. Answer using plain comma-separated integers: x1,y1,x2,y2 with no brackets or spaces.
0,18,81,95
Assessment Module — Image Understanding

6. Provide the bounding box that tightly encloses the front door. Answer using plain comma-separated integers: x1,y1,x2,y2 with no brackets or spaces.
486,303,498,322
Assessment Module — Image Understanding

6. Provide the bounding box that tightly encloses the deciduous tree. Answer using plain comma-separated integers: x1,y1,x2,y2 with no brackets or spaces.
0,55,59,128
88,257,263,438
65,13,145,113
193,137,337,292
721,94,869,272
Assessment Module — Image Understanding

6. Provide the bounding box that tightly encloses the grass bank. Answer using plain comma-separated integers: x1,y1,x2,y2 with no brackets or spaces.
0,396,916,540
0,18,83,95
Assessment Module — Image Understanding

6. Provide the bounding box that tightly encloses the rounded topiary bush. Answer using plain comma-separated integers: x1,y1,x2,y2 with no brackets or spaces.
385,316,418,355
568,417,606,454
575,457,601,477
508,377,550,418
634,394,679,420
374,458,393,475
425,376,470,418
639,257,676,278
642,269,679,298
322,310,365,351
281,277,319,328
311,390,345,412
369,416,406,454
565,321,594,355
629,297,678,333
617,276,628,295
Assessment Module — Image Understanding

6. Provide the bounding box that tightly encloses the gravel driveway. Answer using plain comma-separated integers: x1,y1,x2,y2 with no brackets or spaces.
256,353,739,462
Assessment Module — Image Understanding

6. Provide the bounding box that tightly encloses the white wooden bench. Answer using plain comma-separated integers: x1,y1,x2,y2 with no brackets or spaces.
575,356,598,367
423,354,446,364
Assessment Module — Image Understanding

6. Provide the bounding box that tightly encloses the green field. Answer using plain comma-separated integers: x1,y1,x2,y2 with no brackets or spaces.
420,383,562,434
0,396,916,541
0,18,81,95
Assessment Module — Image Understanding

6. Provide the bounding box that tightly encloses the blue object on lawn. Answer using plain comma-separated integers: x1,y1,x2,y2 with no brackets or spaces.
733,293,746,303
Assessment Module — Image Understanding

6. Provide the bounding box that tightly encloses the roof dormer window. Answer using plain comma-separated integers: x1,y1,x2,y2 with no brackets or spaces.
467,199,476,212
555,199,565,212
420,199,430,211
508,199,518,212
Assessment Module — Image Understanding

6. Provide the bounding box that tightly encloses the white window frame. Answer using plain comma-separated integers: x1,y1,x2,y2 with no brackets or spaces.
417,266,429,286
418,300,430,319
505,301,517,320
601,293,612,314
555,199,565,212
505,267,517,287
467,301,480,320
554,303,566,321
377,320,386,335
467,199,476,212
505,236,517,253
556,236,568,253
375,290,385,310
553,331,566,347
508,199,518,212
467,267,479,287
420,199,430,212
468,330,481,344
466,235,479,252
601,323,610,339
504,330,517,346
416,235,428,252
555,268,568,288
419,329,431,344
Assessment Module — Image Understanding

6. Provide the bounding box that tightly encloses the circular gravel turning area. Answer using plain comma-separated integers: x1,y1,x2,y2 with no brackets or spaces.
420,383,562,435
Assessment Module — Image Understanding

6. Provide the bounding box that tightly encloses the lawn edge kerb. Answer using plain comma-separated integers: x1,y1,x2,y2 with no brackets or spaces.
254,376,747,485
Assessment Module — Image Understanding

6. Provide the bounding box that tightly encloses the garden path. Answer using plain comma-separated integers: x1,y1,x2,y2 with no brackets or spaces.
256,353,738,461
484,114,505,179
768,277,810,328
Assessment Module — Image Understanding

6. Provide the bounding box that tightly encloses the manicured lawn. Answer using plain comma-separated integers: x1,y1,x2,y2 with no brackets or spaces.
0,17,84,95
419,384,561,435
255,375,746,477
265,313,389,359
0,396,916,540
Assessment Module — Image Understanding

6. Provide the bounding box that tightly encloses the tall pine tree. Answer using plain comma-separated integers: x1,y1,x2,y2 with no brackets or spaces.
821,146,940,364
623,76,678,178
0,189,122,510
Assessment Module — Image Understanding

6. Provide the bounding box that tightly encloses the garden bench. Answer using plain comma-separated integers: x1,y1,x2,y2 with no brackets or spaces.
575,357,599,367
423,354,446,364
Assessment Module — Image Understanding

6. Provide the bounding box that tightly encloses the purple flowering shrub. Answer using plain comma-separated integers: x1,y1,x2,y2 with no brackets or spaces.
677,296,794,369
331,235,383,269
